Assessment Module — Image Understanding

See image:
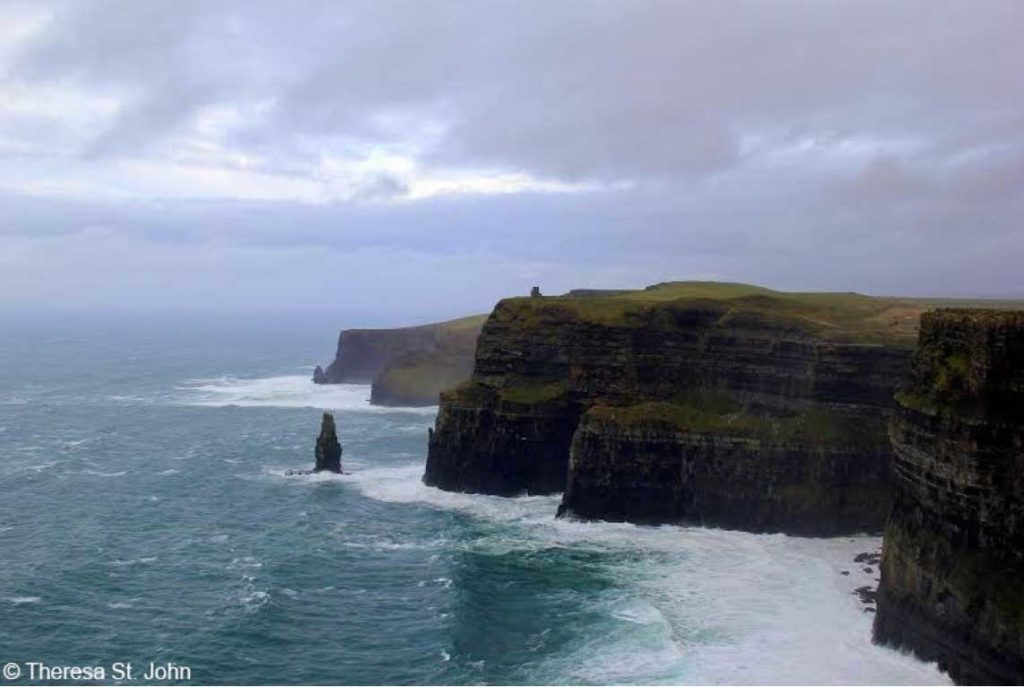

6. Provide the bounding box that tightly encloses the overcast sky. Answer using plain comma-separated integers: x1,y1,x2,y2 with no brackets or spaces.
1,0,1021,321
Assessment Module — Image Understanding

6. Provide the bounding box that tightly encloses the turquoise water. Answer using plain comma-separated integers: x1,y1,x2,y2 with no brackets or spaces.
0,314,949,685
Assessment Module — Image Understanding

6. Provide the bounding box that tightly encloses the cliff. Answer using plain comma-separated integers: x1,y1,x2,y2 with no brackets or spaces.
370,346,477,406
424,282,922,533
874,310,1024,684
559,401,893,535
315,315,485,406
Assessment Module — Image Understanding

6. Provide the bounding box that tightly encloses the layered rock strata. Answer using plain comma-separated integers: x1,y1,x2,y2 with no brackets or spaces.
874,309,1024,684
558,402,893,535
425,284,918,533
315,315,484,406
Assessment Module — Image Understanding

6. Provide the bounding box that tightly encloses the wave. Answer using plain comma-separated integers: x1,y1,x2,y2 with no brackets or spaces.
238,589,270,613
173,375,437,413
350,463,562,525
338,532,448,551
227,556,263,570
81,469,127,478
349,461,949,685
109,557,158,568
264,466,349,483
5,596,41,605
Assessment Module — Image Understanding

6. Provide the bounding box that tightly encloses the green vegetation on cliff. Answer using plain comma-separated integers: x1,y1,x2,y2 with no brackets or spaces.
319,313,486,406
894,309,1024,418
425,280,923,514
370,351,476,406
499,381,570,405
587,400,888,450
497,281,1024,344
424,281,1023,528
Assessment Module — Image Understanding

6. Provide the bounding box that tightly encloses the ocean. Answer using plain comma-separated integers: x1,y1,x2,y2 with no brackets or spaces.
0,313,950,685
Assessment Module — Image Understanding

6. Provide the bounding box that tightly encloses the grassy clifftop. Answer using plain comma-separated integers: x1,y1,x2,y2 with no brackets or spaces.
496,281,1024,344
317,313,486,406
586,400,888,450
369,314,486,406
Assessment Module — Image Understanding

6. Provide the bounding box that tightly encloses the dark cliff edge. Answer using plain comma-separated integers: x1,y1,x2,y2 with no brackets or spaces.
315,315,485,406
874,309,1024,684
424,281,923,533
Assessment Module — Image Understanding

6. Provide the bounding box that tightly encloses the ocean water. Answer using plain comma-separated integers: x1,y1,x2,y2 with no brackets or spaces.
0,313,950,685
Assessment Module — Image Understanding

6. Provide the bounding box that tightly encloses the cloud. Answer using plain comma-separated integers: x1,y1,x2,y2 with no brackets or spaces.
0,0,1021,312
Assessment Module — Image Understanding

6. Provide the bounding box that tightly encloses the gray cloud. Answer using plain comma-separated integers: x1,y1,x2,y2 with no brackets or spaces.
14,1,1022,176
0,0,1022,314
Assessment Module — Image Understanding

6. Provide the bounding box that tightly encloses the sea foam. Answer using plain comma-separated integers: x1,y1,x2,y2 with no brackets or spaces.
174,375,437,413
349,460,951,686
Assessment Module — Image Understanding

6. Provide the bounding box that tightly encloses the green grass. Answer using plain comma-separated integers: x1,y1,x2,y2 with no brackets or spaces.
368,314,486,403
499,381,570,404
374,355,474,403
434,314,489,335
496,281,1024,345
616,281,780,301
587,401,887,448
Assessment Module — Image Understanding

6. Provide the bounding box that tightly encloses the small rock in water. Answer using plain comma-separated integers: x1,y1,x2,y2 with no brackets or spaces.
314,412,343,473
840,570,850,576
287,413,344,475
854,585,878,604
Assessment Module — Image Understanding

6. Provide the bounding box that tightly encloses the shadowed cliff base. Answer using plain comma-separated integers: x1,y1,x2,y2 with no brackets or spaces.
424,281,1023,536
874,309,1024,685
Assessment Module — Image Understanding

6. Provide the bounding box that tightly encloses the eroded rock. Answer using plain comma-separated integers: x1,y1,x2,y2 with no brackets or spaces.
873,309,1024,684
314,412,342,473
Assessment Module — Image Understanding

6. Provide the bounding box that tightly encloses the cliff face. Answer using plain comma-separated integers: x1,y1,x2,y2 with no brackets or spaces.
315,315,484,406
315,327,439,384
425,283,918,532
874,310,1024,684
369,348,476,407
560,403,893,535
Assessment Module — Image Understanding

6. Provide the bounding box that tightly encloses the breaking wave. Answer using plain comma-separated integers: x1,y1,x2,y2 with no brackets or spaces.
174,375,437,413
348,461,950,686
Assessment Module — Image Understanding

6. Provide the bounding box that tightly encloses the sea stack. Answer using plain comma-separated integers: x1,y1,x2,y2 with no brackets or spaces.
874,309,1024,684
312,365,327,384
314,412,343,473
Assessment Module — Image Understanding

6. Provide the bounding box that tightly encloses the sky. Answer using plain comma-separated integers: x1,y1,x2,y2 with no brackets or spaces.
0,0,1022,322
